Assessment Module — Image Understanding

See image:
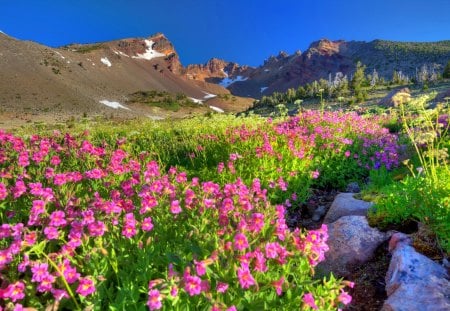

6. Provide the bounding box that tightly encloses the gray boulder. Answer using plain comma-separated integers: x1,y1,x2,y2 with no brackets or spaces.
378,88,411,108
323,193,373,224
382,233,450,311
318,215,390,277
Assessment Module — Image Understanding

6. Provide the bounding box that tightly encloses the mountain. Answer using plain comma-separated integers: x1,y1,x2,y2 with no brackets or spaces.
186,39,450,98
1,33,449,126
0,32,252,126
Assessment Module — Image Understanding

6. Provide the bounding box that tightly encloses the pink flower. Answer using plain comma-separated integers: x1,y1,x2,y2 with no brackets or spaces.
249,213,264,233
49,210,67,227
4,281,25,302
59,260,80,284
272,277,284,296
344,150,351,158
76,277,96,296
195,260,207,276
184,275,202,296
237,264,255,289
37,273,55,292
311,170,320,179
265,242,280,259
44,227,59,240
303,292,318,310
141,217,154,231
147,289,163,310
234,233,249,251
88,221,106,237
0,182,7,200
216,282,229,293
338,290,352,305
31,262,49,282
170,200,182,214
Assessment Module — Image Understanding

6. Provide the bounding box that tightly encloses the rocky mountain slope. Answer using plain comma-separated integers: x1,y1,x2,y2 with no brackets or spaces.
0,32,251,125
1,32,449,125
186,39,450,98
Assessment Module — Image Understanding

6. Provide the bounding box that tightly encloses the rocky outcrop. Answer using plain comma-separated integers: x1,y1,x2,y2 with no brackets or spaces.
184,58,253,82
318,216,390,277
323,193,373,224
382,233,450,311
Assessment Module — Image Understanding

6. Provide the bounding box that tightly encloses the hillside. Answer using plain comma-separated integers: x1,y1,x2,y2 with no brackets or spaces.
0,32,252,127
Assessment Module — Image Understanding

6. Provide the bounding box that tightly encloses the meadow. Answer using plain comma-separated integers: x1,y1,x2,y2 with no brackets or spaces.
0,94,448,310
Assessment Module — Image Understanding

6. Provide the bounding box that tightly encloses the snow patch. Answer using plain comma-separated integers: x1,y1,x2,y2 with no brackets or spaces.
132,40,165,60
219,75,248,88
189,97,204,104
202,91,217,99
209,106,224,113
99,100,130,110
264,69,270,72
54,51,65,60
220,68,229,78
260,87,268,93
113,50,130,58
101,57,112,67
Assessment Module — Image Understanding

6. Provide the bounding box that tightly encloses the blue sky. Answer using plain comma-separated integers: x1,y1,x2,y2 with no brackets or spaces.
1,0,449,66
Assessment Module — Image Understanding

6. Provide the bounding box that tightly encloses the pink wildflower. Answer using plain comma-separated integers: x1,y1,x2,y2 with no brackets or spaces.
76,277,96,296
216,282,229,293
265,242,280,259
31,262,49,282
37,273,55,292
234,233,249,251
4,281,25,302
44,226,59,240
303,292,318,310
184,275,202,296
88,221,106,237
49,210,67,227
170,200,182,214
311,170,320,179
338,290,352,305
237,264,256,289
141,217,154,231
147,289,163,310
195,260,207,276
0,182,8,200
272,277,285,296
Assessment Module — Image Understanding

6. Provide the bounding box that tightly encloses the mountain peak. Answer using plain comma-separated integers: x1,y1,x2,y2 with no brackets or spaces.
308,38,346,55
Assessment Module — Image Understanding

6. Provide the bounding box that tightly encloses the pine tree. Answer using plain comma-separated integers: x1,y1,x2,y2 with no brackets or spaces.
351,61,367,103
443,60,450,79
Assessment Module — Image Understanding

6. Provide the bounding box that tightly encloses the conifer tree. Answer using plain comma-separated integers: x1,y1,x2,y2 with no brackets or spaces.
351,61,367,103
443,60,450,79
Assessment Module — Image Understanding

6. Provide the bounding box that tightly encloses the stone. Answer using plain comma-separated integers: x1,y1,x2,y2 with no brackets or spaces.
382,233,450,311
346,182,361,193
378,88,411,108
317,216,390,277
312,205,327,221
323,193,373,224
